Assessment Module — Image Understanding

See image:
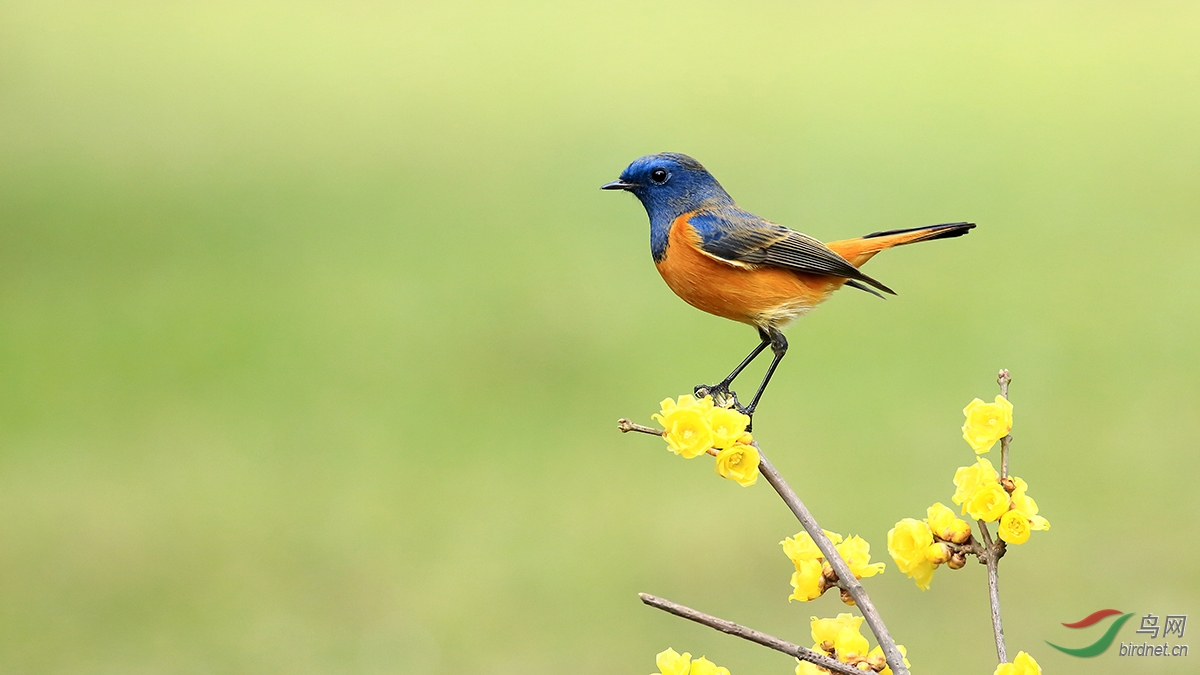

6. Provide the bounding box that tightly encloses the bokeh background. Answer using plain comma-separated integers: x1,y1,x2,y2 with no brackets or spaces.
2,2,1198,673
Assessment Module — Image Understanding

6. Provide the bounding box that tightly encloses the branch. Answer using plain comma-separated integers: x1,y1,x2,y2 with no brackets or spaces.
618,418,908,675
979,367,1013,664
618,419,663,436
756,451,910,675
976,520,1007,663
638,593,863,675
998,369,1012,479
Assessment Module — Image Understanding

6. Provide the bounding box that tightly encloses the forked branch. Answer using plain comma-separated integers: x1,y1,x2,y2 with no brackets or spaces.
619,419,910,675
756,451,908,675
976,518,1007,663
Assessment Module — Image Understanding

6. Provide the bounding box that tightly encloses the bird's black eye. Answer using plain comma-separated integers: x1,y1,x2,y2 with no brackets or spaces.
650,168,669,184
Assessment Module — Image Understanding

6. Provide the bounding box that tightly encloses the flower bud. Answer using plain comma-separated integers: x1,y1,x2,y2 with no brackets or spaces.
947,552,967,570
822,562,839,583
1000,477,1016,493
924,542,952,565
840,588,856,606
865,653,887,672
926,502,974,545
946,520,973,544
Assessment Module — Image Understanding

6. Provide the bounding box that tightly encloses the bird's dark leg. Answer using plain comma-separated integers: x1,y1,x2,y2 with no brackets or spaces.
694,329,771,407
741,328,788,430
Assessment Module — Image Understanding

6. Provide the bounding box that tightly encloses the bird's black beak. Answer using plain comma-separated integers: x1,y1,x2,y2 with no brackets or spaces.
600,179,635,191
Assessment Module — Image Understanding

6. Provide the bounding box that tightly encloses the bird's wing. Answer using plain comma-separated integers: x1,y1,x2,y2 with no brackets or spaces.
686,209,895,295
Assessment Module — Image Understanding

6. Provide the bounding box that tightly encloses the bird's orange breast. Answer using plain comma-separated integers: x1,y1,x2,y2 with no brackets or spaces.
655,216,846,329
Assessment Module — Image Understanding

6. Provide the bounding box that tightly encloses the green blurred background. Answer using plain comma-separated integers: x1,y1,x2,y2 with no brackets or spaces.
2,2,1198,673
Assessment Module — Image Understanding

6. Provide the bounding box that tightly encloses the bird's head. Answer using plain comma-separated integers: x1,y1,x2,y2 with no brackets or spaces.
601,153,732,218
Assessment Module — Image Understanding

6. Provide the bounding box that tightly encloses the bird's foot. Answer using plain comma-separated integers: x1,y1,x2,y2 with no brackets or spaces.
694,382,753,419
695,383,757,432
694,382,735,408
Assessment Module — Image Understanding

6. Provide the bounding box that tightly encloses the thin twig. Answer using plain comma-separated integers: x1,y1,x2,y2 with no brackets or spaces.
975,518,994,551
618,419,663,436
997,369,1011,479
976,520,1007,663
756,450,910,675
984,557,1006,663
976,368,1013,665
638,593,863,675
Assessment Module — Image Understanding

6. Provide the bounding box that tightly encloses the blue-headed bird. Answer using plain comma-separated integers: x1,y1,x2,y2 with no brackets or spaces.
603,152,973,425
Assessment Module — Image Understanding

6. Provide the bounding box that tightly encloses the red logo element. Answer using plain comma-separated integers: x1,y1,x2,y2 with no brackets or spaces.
1062,609,1124,629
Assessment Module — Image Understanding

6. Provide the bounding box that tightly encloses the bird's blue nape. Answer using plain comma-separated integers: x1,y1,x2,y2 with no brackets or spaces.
615,153,734,261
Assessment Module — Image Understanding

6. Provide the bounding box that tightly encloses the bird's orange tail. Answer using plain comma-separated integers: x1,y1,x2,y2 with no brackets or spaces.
826,222,975,268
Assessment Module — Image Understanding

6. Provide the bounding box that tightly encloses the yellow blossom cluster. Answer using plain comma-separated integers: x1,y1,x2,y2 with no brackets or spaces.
886,503,972,590
994,651,1042,675
953,457,1049,544
962,395,1013,454
781,530,884,603
889,393,1050,589
653,395,759,487
794,614,909,674
652,648,731,675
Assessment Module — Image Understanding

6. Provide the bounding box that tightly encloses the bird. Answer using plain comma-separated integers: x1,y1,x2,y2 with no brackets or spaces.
602,152,973,425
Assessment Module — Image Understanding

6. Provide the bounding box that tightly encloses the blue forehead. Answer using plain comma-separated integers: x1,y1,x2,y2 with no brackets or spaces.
619,152,709,182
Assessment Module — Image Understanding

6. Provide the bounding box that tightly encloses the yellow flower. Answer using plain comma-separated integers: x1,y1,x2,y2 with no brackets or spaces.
781,531,842,566
867,645,910,675
655,648,692,675
887,518,937,590
835,535,885,579
706,407,750,450
952,457,999,511
810,613,864,651
994,651,1042,675
788,559,826,602
688,656,730,675
653,395,716,459
962,395,1013,453
965,482,1012,522
833,626,869,663
1009,477,1050,531
714,444,759,486
926,502,973,544
998,510,1031,545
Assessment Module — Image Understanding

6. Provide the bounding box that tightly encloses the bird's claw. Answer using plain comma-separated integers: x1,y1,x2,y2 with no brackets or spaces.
695,382,732,407
695,383,753,419
695,383,757,432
